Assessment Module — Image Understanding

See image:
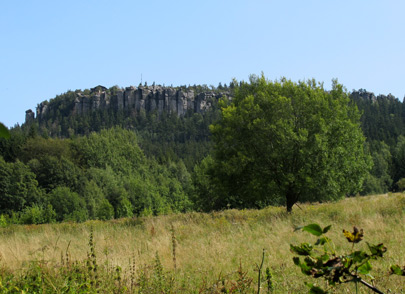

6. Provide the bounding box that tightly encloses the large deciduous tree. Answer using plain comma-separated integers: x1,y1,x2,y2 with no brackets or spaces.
208,75,371,212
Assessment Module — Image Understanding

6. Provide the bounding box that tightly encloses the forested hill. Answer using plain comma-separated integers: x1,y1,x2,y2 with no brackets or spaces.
27,84,405,186
20,84,405,172
1,80,405,224
351,89,405,146
23,84,405,147
24,84,231,138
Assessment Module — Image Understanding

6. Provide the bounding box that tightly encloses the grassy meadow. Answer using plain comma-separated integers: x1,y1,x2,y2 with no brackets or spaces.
0,193,404,293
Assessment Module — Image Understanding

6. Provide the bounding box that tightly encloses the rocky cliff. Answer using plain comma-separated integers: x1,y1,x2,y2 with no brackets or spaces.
29,85,230,123
350,89,399,103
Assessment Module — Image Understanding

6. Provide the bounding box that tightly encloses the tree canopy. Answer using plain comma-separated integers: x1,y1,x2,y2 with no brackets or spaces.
207,75,371,212
0,122,10,139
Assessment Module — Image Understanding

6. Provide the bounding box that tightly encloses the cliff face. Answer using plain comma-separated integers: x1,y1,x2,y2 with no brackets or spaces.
350,89,399,103
31,85,229,123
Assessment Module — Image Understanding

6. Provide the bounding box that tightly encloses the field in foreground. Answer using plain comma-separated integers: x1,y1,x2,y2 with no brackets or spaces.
0,194,404,293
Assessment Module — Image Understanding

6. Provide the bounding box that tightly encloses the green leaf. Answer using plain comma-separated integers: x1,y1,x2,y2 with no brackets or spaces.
349,251,369,263
293,257,300,266
322,225,332,234
0,122,10,139
302,224,323,236
293,256,314,275
290,243,313,256
390,264,405,276
367,242,387,258
315,236,331,246
303,256,316,267
320,253,330,262
357,260,372,275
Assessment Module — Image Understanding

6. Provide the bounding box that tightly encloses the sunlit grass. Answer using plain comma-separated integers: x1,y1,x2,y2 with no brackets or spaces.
0,193,404,292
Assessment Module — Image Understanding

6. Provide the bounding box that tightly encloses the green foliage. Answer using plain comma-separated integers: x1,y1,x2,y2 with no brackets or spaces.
392,136,405,186
0,156,43,213
96,198,114,220
291,224,393,293
390,264,405,276
115,196,134,218
351,90,405,145
73,127,144,174
48,187,88,222
5,80,405,222
20,137,73,163
0,125,27,161
19,204,56,224
265,267,274,293
28,155,84,193
396,178,405,192
82,180,106,219
0,122,10,139
208,75,371,212
0,214,7,227
0,125,196,222
361,142,393,195
191,155,216,211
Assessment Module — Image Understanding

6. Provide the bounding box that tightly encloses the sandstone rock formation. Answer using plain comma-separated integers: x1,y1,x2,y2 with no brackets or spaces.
25,109,35,123
28,85,230,123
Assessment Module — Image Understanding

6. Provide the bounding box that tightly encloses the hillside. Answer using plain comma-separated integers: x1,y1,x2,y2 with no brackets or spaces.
22,84,405,146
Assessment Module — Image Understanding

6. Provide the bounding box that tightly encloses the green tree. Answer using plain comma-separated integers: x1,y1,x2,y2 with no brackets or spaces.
27,155,83,193
96,198,114,220
191,155,216,211
392,135,405,186
0,122,10,139
0,126,27,162
47,187,88,222
81,180,106,219
208,75,371,212
361,141,393,195
0,157,43,213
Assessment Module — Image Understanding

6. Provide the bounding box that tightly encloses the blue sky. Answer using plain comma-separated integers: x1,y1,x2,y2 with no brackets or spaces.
1,0,404,127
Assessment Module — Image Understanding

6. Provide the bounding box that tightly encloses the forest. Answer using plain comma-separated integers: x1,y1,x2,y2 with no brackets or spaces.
1,76,405,224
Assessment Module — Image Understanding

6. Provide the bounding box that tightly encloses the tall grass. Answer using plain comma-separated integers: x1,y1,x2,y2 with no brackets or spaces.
0,193,404,293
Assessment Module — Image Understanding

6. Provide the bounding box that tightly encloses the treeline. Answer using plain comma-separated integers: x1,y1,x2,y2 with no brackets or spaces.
0,127,194,224
34,88,221,171
352,89,405,194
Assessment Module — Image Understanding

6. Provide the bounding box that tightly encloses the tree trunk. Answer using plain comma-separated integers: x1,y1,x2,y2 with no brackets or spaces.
286,188,298,213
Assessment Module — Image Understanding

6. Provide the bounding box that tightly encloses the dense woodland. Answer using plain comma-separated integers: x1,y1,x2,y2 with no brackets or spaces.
1,79,405,224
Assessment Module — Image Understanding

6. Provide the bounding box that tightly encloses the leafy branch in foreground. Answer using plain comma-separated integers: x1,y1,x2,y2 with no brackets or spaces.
291,223,392,294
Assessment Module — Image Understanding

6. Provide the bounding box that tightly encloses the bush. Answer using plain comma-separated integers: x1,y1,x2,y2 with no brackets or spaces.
96,199,114,220
396,178,405,192
19,204,56,224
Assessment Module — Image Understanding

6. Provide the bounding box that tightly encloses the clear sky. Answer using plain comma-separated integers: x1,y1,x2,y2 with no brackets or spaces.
1,0,404,128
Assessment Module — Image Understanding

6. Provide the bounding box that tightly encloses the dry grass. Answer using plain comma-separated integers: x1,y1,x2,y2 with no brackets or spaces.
0,193,404,293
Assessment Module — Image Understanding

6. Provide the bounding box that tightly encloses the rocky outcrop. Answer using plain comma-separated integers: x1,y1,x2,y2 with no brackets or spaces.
27,85,230,123
36,102,49,118
350,89,377,103
25,109,35,123
350,89,399,104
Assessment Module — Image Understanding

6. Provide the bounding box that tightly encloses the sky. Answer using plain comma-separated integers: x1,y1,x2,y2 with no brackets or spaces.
1,0,404,128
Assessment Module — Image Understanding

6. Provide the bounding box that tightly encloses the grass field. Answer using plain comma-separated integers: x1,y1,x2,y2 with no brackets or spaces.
0,193,404,293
